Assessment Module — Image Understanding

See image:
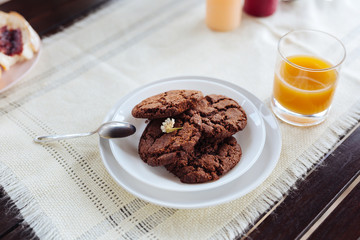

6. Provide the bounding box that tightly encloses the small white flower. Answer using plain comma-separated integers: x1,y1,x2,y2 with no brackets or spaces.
161,118,182,133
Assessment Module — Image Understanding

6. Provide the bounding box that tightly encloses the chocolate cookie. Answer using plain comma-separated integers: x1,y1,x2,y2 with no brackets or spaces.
132,90,204,119
165,136,242,183
138,117,202,166
180,94,247,139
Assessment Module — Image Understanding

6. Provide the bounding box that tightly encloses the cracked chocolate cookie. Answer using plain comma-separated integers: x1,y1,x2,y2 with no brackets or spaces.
138,118,202,166
165,136,242,183
131,90,204,119
180,94,247,139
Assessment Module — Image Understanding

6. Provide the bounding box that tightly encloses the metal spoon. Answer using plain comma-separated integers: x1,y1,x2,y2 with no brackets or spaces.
34,121,136,143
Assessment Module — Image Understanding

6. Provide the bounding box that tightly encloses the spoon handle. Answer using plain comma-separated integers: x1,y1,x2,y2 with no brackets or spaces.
34,132,95,143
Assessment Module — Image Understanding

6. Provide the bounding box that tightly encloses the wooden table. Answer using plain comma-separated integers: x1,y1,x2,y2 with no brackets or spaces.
0,0,359,239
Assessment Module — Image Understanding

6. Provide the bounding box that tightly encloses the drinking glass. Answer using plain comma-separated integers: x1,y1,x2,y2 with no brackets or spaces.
271,29,346,126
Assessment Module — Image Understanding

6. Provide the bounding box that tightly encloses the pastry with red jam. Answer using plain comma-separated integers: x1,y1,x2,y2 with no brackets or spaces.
0,11,40,78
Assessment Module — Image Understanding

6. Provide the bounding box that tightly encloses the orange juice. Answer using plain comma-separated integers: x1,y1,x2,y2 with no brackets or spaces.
273,55,338,115
206,0,242,32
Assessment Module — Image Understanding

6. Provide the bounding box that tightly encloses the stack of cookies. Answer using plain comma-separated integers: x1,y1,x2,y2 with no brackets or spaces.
131,90,247,184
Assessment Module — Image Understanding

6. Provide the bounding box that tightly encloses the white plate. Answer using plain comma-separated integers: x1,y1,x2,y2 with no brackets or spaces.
109,77,266,192
99,76,282,209
0,38,41,93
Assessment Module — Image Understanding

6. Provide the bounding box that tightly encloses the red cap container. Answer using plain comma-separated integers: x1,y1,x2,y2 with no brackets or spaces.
244,0,278,17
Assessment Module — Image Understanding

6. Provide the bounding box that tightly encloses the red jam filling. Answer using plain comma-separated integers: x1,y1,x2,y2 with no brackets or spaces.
0,26,23,56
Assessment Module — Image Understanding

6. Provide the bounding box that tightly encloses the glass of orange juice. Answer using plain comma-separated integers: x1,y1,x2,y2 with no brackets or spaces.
271,29,346,126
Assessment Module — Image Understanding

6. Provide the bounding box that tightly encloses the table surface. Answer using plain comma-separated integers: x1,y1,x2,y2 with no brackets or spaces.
0,0,359,239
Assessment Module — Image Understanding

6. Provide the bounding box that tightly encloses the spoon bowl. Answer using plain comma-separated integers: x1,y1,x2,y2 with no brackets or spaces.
97,121,136,139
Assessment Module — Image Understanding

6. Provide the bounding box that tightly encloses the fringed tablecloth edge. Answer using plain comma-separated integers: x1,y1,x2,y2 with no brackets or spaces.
41,0,116,46
0,163,62,240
